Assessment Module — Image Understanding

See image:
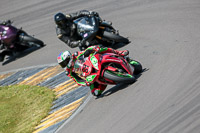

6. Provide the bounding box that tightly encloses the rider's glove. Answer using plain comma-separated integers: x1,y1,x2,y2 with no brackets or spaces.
93,45,101,53
78,40,85,47
79,40,90,47
89,11,99,17
85,41,90,47
78,40,82,47
113,50,129,57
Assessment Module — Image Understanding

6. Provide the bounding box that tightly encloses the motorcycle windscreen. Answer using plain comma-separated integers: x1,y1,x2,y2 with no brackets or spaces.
74,59,84,75
73,16,99,39
74,57,92,77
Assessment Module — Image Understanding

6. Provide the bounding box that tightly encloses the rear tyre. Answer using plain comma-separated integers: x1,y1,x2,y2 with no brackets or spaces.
103,70,136,84
103,31,129,44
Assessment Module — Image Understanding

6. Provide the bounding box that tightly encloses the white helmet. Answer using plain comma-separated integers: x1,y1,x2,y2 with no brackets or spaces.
57,51,72,68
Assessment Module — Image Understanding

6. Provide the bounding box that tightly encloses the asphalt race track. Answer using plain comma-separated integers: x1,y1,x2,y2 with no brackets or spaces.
1,0,200,133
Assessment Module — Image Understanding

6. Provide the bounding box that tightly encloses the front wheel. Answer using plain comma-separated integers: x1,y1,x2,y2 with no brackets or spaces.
103,31,129,44
19,33,44,47
103,70,136,84
23,35,44,47
129,60,142,75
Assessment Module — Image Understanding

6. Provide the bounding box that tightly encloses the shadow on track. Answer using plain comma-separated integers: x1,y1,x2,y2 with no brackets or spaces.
1,45,46,65
111,42,129,49
95,68,149,99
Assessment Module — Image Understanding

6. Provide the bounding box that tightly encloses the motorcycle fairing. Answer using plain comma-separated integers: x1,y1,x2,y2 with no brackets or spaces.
0,25,18,47
90,55,99,70
99,53,134,76
88,53,134,85
86,74,98,83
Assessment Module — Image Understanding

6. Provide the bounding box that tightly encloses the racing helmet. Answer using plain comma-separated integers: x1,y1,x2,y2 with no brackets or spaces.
57,51,72,68
54,13,69,27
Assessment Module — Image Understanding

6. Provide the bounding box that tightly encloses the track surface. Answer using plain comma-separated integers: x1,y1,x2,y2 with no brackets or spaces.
1,0,200,133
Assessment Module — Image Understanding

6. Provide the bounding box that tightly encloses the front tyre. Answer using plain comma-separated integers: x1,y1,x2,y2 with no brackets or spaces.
23,35,44,47
103,70,136,84
103,31,129,44
19,33,44,47
129,60,142,75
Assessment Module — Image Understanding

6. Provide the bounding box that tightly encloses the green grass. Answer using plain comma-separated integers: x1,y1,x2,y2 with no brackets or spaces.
0,85,55,133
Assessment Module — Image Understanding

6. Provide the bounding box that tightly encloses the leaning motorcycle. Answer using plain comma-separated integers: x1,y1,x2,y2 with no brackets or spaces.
73,16,130,50
0,21,44,59
73,51,142,87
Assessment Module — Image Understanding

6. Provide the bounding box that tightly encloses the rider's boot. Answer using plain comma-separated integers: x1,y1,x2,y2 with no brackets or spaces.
114,50,129,57
91,83,107,96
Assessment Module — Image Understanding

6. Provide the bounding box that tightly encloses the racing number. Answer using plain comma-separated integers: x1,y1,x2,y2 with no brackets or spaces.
82,64,89,73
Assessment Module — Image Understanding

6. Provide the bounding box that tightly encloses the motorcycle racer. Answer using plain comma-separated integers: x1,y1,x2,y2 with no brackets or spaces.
0,20,44,62
54,10,112,50
0,20,13,62
57,45,129,96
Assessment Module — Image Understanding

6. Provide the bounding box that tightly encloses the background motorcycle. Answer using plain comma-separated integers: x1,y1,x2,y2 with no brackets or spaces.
74,51,142,88
0,21,44,61
73,16,130,50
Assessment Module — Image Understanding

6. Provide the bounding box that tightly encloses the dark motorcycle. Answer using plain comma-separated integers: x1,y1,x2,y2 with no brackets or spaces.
73,16,130,50
0,21,44,62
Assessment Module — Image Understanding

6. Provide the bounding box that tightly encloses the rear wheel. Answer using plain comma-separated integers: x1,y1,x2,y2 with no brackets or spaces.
103,31,129,44
103,70,136,84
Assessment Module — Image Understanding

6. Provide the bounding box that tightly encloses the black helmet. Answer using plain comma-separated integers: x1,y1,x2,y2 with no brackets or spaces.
54,13,68,27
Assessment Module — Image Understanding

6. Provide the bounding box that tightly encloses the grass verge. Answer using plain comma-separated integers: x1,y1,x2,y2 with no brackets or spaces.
0,85,55,133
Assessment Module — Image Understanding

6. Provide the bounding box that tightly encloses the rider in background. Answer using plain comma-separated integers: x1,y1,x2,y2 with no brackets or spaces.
0,20,30,62
54,10,112,50
57,45,129,96
0,20,12,62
